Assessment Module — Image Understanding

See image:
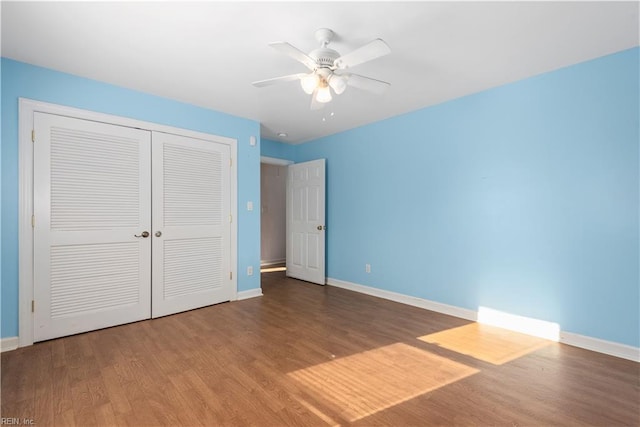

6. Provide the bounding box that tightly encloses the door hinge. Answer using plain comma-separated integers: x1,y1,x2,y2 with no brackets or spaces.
230,158,233,167
31,130,35,143
31,300,35,313
229,271,233,280
229,214,232,223
31,215,35,228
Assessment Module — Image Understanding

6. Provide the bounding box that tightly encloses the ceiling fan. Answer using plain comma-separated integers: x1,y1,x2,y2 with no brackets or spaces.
252,28,391,109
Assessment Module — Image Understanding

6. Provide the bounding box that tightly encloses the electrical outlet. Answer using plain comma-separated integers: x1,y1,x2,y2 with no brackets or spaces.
365,264,371,273
247,266,254,276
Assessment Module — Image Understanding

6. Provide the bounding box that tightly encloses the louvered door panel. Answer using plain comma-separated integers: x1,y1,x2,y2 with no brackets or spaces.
33,113,151,342
50,243,140,317
152,132,232,318
163,238,223,298
163,144,222,226
50,127,140,229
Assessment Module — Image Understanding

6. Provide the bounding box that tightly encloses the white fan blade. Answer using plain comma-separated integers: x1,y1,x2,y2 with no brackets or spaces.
269,42,317,70
310,88,325,110
333,39,391,69
346,73,390,95
252,73,306,87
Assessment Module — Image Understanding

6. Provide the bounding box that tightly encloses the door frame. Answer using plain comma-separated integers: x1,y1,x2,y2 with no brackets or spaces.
18,98,238,347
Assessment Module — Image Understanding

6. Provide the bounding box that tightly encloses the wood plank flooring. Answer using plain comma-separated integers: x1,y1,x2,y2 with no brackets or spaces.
2,271,639,426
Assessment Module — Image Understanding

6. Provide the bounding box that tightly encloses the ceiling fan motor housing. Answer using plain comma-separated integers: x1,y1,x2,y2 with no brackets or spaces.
310,48,340,69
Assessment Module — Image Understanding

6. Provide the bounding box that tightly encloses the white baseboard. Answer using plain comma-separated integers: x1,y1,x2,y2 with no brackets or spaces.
326,277,639,362
561,331,640,362
327,278,477,321
477,306,560,341
236,288,263,301
260,259,285,267
1,336,19,353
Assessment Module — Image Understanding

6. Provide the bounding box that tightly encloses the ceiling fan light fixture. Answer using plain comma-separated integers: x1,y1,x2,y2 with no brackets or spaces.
300,73,319,94
328,74,347,95
255,29,391,110
316,85,332,103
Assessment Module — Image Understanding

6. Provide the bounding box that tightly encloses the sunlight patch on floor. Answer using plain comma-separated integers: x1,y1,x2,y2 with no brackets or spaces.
288,342,479,422
260,266,287,273
418,322,552,365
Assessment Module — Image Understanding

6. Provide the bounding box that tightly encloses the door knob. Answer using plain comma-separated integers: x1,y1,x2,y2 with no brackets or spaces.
135,231,150,238
317,225,325,231
155,231,162,237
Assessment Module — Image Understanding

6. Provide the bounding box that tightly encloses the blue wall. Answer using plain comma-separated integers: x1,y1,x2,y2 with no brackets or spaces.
4,48,638,347
296,48,639,347
1,58,262,338
261,138,296,161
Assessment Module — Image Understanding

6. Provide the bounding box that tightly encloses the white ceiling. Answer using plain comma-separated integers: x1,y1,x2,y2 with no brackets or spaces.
2,1,638,144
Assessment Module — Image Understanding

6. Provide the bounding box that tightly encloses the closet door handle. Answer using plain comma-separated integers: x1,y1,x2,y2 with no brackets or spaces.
135,231,150,238
155,231,162,237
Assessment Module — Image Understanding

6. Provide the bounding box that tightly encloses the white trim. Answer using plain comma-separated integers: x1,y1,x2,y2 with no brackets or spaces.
1,337,19,353
22,98,237,145
236,288,263,301
18,98,239,347
260,156,293,166
230,134,238,302
326,277,477,321
561,331,640,362
19,100,35,348
477,306,560,341
260,258,286,267
326,277,640,362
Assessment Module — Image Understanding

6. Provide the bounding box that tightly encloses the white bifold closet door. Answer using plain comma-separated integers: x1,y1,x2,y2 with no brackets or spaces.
33,113,232,342
151,132,232,317
33,113,152,342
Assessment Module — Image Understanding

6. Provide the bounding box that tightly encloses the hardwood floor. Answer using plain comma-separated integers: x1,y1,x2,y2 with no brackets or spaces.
2,271,639,426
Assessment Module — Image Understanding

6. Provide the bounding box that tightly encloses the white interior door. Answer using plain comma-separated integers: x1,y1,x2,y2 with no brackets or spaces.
151,132,232,317
33,112,151,342
286,159,326,285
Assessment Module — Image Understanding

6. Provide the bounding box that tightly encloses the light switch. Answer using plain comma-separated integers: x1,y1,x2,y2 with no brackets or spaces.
249,136,256,146
247,201,253,211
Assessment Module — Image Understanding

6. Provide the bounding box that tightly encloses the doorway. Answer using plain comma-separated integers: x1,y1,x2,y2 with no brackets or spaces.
260,157,291,273
260,157,327,285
